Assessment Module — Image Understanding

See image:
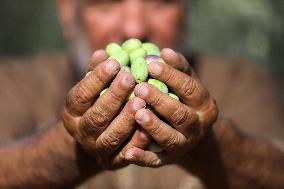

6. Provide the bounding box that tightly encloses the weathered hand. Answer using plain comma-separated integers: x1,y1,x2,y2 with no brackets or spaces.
124,49,218,167
62,50,149,170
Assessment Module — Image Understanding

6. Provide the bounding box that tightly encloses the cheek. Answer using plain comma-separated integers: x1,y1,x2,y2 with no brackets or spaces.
148,8,182,49
81,8,122,50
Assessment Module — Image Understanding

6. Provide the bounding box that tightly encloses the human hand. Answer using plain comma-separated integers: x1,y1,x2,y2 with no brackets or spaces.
124,49,218,167
62,50,150,170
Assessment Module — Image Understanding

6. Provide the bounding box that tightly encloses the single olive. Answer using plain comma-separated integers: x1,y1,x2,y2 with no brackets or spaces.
142,43,161,56
148,141,163,152
106,43,122,56
122,66,131,73
122,38,142,53
127,91,135,100
131,57,148,83
148,79,168,94
129,48,147,63
100,88,109,96
169,93,179,101
110,50,129,66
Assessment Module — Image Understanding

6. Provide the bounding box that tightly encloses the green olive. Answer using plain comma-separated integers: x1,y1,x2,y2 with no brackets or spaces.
142,43,161,56
100,88,108,96
110,50,129,66
106,43,122,56
148,141,163,152
129,48,147,63
122,38,142,53
122,66,131,73
127,91,135,100
85,71,92,78
148,79,168,94
169,93,179,101
131,57,148,83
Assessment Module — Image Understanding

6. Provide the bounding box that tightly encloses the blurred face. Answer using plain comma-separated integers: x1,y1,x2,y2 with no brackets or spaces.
78,0,184,50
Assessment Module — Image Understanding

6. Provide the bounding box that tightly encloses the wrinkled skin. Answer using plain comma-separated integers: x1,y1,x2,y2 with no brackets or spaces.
60,0,218,169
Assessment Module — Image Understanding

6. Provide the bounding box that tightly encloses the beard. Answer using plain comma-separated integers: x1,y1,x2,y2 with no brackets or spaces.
65,0,93,79
67,23,92,79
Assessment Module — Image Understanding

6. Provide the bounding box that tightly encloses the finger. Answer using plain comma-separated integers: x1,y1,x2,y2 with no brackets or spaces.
109,128,151,167
96,98,146,155
128,128,151,149
61,108,81,138
134,83,199,136
148,61,210,109
66,59,120,116
125,147,168,168
79,71,135,139
87,50,109,72
161,48,194,76
135,109,186,152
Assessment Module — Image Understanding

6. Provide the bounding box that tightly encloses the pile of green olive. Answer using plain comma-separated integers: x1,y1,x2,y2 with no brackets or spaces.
101,38,179,152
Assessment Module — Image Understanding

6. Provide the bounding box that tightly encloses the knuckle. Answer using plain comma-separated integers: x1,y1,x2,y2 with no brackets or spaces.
180,77,196,98
109,88,125,103
148,93,163,107
199,97,219,129
205,98,219,126
163,67,175,83
89,72,105,87
149,158,162,168
73,84,93,105
171,106,193,127
164,134,179,151
79,121,97,138
61,110,77,137
211,99,219,120
80,107,109,137
88,106,110,127
148,124,161,137
66,89,74,107
98,133,120,151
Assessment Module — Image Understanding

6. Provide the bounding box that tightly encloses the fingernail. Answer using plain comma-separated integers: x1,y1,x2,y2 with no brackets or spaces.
145,55,165,65
148,62,162,75
121,74,134,88
92,49,104,58
135,84,149,98
140,130,150,141
105,60,119,75
125,149,136,161
132,98,145,111
136,110,150,124
117,67,125,76
164,48,178,61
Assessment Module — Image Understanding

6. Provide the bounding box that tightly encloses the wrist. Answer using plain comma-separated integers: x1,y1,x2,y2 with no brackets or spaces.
32,122,102,187
56,122,102,177
177,118,244,189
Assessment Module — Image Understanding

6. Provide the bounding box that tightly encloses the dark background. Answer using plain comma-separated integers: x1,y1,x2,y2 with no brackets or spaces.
0,0,283,93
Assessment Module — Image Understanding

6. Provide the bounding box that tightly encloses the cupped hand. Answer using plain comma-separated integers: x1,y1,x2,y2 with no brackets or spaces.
62,50,150,170
124,48,219,167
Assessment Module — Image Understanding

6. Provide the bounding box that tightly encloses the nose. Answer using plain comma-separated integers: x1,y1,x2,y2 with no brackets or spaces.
122,0,147,40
